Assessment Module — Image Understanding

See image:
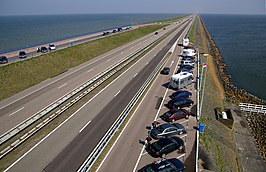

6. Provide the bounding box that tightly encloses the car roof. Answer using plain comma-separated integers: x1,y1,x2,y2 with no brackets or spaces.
172,123,185,129
158,123,174,130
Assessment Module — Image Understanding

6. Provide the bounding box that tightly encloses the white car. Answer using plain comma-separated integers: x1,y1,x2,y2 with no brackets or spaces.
49,44,56,50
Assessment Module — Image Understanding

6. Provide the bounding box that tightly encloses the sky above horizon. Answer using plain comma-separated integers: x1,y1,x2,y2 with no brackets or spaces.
0,0,265,16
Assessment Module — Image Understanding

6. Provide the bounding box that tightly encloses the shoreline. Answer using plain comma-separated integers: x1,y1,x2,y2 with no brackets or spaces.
199,16,266,164
199,17,266,105
0,23,151,60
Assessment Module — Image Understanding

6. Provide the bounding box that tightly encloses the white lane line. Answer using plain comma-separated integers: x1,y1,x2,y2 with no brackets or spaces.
106,59,111,62
133,26,186,170
9,107,24,117
141,152,148,156
120,52,124,54
145,62,149,66
79,120,91,133
133,73,138,78
114,90,121,97
6,36,159,172
58,83,67,89
96,38,169,172
0,26,156,111
87,69,93,73
176,153,185,160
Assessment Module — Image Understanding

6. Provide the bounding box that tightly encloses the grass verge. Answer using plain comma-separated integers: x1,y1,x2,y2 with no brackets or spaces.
0,24,166,101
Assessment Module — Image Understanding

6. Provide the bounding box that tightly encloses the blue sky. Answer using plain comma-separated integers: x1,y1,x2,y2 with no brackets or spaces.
0,0,265,15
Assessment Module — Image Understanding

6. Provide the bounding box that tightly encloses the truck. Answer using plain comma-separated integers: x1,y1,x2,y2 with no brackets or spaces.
169,72,194,89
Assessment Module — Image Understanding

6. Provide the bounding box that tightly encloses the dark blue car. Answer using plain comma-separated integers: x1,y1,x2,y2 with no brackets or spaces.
138,158,185,172
170,90,192,99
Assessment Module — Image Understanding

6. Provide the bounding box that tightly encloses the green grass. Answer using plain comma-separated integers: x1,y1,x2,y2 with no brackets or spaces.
155,16,184,23
0,24,166,101
188,19,196,42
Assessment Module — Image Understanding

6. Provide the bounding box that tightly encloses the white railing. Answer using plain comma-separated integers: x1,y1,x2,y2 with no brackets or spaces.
239,103,266,114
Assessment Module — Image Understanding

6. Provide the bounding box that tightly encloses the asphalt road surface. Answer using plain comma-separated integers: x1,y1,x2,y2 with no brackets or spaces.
96,17,197,172
0,21,184,137
4,17,194,172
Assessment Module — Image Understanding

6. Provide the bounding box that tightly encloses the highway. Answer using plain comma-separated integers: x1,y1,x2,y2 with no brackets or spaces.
0,21,179,137
95,18,197,172
4,17,194,172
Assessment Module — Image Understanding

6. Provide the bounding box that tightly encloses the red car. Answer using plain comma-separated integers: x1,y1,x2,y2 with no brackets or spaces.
160,109,190,122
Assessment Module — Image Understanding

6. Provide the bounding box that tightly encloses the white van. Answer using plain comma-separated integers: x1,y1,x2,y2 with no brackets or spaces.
170,72,194,89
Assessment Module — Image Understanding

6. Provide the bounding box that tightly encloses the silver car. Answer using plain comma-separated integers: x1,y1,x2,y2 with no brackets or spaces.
149,123,186,139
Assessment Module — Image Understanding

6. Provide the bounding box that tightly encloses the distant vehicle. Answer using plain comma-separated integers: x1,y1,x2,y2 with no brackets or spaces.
182,37,189,47
161,67,170,75
102,31,110,36
112,29,117,33
125,26,132,30
138,158,185,172
37,47,48,53
160,108,190,122
19,51,27,58
145,136,185,158
149,123,186,139
117,27,123,32
49,44,56,51
170,90,192,99
154,32,158,35
169,72,193,89
0,56,8,64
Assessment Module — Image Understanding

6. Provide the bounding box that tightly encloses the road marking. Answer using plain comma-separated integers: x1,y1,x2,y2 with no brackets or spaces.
96,42,168,172
133,26,186,170
176,153,185,160
106,58,111,62
114,90,121,97
145,61,149,66
79,120,91,133
6,36,161,172
58,83,67,89
141,151,148,156
169,60,174,67
9,107,24,116
133,73,138,78
87,69,93,73
120,52,124,54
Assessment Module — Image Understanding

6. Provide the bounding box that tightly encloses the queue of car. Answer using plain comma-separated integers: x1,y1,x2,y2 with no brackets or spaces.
139,40,197,171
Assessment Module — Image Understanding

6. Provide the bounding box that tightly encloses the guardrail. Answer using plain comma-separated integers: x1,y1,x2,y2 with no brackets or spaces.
78,19,193,172
0,33,167,159
78,45,171,172
239,103,266,114
0,22,183,159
